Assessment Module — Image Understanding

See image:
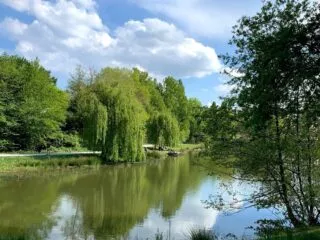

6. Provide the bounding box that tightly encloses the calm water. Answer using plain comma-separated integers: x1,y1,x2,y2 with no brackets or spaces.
0,153,277,239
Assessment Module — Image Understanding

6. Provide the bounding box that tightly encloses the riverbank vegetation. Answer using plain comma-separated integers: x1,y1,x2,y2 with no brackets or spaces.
0,55,69,152
0,55,207,162
203,0,320,233
0,155,101,172
0,143,202,173
186,226,320,240
68,68,207,162
187,228,320,240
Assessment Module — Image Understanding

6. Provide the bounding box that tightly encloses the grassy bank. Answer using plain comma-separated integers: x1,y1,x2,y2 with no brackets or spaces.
173,143,203,152
262,227,320,240
0,144,203,172
0,155,101,173
145,143,203,160
0,146,89,155
181,227,320,240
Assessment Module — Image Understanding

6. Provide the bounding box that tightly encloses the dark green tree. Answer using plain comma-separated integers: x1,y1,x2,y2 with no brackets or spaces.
206,0,320,228
146,111,180,148
0,54,68,151
72,68,147,162
203,98,241,160
162,76,190,141
187,98,206,143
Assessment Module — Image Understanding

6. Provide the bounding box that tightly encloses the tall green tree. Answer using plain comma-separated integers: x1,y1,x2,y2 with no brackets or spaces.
162,77,190,141
146,111,180,148
64,65,91,134
73,68,147,162
132,68,167,115
187,98,206,143
71,67,187,159
203,99,240,158
209,0,320,227
0,54,68,151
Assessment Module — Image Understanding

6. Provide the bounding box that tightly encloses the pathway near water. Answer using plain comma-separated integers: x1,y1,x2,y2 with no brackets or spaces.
0,144,156,158
0,152,101,157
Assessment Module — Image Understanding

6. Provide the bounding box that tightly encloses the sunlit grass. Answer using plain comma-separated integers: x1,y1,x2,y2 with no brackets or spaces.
173,143,203,152
0,155,101,172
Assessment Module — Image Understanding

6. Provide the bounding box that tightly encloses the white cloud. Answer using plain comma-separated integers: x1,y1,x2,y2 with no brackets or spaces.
0,0,32,11
222,67,245,78
131,0,262,38
111,18,221,78
73,0,96,10
129,179,219,239
214,84,233,95
212,70,238,97
0,0,222,87
0,18,28,36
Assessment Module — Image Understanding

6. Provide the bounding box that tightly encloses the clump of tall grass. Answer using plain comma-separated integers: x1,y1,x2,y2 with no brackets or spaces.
188,228,216,240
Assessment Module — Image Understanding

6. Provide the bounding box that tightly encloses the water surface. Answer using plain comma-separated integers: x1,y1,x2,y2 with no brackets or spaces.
0,153,277,239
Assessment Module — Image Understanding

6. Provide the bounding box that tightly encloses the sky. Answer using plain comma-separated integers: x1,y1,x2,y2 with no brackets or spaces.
0,0,263,105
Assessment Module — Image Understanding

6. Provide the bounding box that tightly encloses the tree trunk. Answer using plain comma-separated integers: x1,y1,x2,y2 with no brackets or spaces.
275,105,302,227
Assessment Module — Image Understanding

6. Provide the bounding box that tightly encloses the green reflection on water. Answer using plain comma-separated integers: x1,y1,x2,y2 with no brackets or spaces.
0,153,212,239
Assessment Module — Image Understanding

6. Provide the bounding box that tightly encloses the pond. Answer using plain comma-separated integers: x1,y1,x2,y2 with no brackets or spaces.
0,153,278,240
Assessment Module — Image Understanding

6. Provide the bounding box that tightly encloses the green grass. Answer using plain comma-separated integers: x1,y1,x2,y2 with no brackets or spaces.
45,145,89,153
0,155,101,172
1,146,89,154
262,228,320,240
173,143,203,152
145,144,203,159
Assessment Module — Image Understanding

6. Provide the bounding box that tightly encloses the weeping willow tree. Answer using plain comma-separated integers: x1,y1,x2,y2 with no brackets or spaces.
147,111,180,148
70,67,194,162
101,91,146,162
75,68,147,162
77,88,107,151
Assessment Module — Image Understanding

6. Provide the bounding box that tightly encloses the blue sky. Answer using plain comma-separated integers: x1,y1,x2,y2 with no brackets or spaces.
0,0,262,105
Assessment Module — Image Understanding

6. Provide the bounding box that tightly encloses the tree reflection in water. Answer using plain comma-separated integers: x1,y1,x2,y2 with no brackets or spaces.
0,153,211,239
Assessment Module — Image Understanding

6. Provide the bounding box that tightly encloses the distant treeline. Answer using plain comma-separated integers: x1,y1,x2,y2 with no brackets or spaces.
0,54,211,161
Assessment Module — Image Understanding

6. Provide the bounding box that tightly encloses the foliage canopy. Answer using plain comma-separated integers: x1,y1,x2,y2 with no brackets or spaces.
0,54,68,151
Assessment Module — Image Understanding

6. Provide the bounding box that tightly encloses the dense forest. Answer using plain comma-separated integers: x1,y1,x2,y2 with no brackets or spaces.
0,55,207,161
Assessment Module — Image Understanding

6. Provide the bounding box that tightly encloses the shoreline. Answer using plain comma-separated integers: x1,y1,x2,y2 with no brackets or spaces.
0,144,203,174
